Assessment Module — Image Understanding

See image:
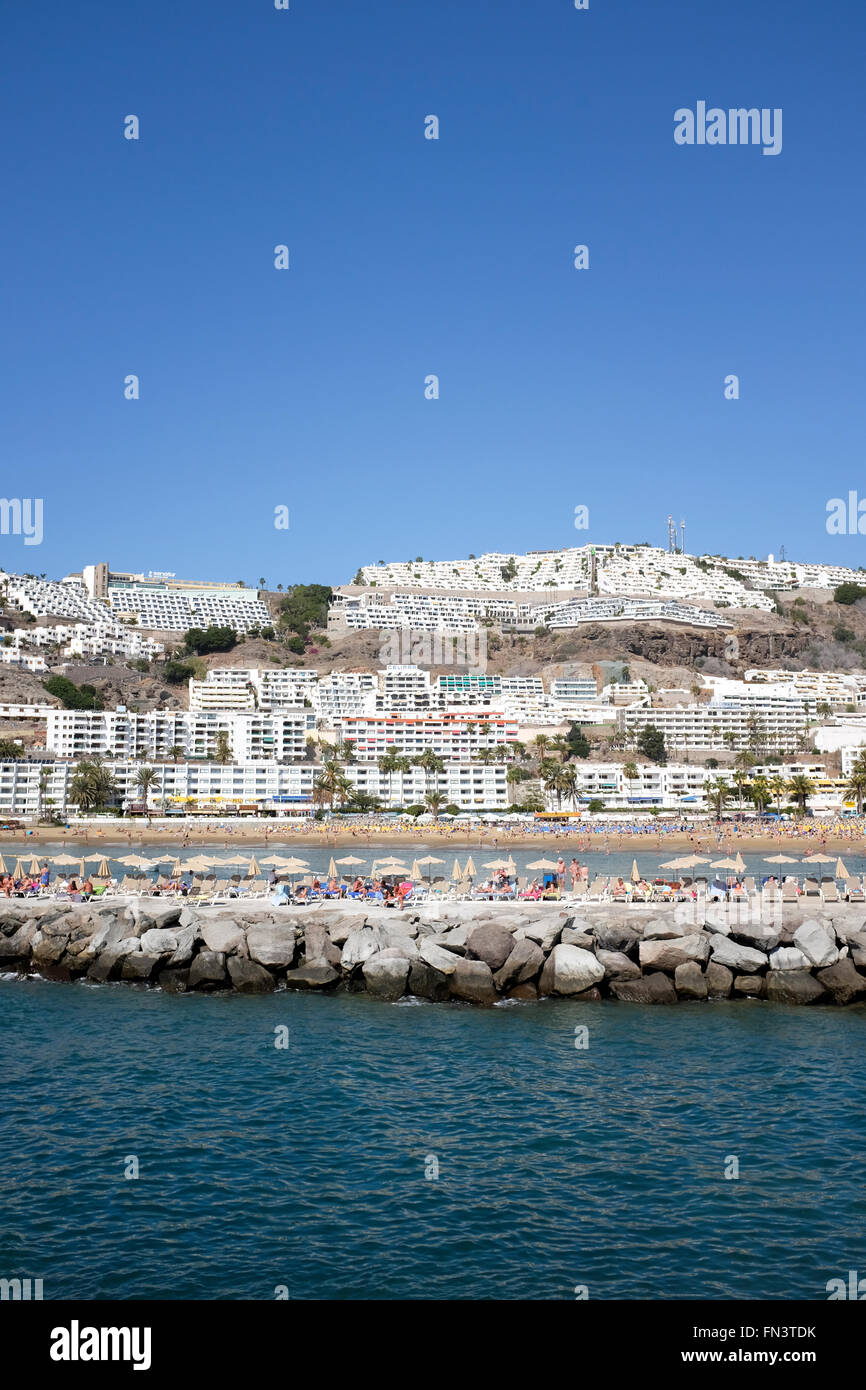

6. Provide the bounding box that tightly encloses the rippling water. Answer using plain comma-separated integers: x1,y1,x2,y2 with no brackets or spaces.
2,980,864,1300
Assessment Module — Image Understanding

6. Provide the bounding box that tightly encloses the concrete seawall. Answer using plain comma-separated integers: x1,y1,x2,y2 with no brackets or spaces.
2,898,865,1006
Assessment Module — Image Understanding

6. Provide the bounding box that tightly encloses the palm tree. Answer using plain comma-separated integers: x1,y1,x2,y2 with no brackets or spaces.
533,733,551,761
707,778,730,818
750,775,771,814
843,763,866,814
731,770,750,813
134,766,161,823
425,791,447,821
69,760,118,814
557,764,579,810
168,744,185,763
213,731,232,764
769,774,788,815
787,774,814,815
37,768,50,820
378,750,401,805
416,750,444,795
506,765,527,805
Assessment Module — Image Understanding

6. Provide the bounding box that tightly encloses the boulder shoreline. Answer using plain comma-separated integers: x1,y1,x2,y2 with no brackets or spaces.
2,898,866,1007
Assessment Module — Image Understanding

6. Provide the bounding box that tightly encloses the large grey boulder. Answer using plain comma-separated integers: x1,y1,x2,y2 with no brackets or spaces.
643,919,685,941
816,958,866,1006
708,934,768,974
247,924,297,969
639,934,709,972
675,961,708,1000
418,940,461,975
494,938,545,991
284,962,340,990
609,972,677,1004
765,970,827,1004
792,921,838,968
591,921,640,953
341,927,383,971
517,920,564,952
595,948,641,980
467,922,514,971
538,944,605,997
407,959,450,1001
200,919,246,955
768,945,811,972
228,956,275,993
121,952,164,981
705,961,733,998
449,958,498,1005
363,952,410,1001
139,928,179,956
733,974,765,997
85,937,140,982
167,924,198,967
188,950,228,988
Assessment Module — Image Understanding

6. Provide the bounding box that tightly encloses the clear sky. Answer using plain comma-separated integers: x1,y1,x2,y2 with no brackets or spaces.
1,0,864,586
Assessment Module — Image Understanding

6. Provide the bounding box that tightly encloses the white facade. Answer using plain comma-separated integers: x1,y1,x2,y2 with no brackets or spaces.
44,709,316,761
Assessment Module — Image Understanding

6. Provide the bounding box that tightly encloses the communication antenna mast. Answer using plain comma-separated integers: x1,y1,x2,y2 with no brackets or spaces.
680,519,686,555
778,544,786,562
667,515,677,554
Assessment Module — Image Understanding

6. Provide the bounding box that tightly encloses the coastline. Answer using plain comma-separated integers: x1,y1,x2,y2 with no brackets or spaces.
8,824,866,855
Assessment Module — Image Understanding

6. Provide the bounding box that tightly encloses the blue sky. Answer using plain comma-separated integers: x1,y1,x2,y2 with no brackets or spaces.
1,0,864,586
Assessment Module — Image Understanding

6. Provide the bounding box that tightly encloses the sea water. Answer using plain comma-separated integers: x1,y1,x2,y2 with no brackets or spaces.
1,979,864,1300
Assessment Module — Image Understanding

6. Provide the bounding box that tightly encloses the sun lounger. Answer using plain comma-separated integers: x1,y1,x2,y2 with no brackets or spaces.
587,877,608,900
802,877,820,897
572,880,588,900
821,880,839,903
781,880,799,902
762,883,781,904
845,877,864,903
744,876,757,896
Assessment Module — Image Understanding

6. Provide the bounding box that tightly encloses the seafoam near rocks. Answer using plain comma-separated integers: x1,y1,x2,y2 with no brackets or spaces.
1,897,866,1007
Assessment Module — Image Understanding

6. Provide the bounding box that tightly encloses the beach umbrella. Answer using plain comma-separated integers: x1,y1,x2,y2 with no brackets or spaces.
28,856,41,874
630,859,640,883
12,859,24,879
483,859,511,870
247,855,261,878
451,858,463,881
802,853,835,864
96,858,111,878
836,858,850,880
259,854,287,866
0,854,6,873
327,856,338,879
734,852,746,873
410,859,422,881
464,855,476,878
336,856,366,867
710,858,740,871
52,853,82,866
525,858,559,870
171,858,182,877
764,853,798,864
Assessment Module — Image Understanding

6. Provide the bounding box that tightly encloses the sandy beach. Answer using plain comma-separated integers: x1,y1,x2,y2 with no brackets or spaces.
7,820,866,855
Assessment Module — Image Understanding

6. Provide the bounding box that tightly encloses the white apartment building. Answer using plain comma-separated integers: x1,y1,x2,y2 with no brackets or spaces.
550,677,598,702
335,712,519,762
188,667,319,713
44,710,316,761
743,668,864,706
620,702,811,752
0,647,48,672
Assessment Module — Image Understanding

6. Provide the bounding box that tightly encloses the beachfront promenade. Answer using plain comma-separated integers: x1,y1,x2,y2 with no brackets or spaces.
3,889,865,1008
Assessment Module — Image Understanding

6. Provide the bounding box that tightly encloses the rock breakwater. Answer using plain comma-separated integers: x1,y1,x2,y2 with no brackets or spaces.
2,898,866,1006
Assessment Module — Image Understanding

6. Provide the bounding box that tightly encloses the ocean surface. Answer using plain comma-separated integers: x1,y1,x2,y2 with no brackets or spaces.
2,979,865,1300
5,840,866,886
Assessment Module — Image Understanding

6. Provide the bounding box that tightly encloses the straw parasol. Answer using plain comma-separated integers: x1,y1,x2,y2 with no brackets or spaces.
483,859,512,870
525,858,559,871
630,859,640,883
28,856,41,874
95,858,111,878
464,855,476,879
710,857,741,871
247,854,261,878
12,859,24,879
764,853,798,864
802,853,835,864
336,856,366,867
171,858,183,878
328,856,338,879
417,854,444,882
410,860,423,881
52,853,82,866
836,857,850,880
734,852,746,873
451,858,463,881
0,854,6,874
